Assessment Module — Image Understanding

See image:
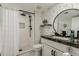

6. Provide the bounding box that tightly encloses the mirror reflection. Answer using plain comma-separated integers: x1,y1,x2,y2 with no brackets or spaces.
53,9,79,38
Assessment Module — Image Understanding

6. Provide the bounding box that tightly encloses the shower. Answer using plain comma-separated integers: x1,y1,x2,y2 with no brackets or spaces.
20,12,32,37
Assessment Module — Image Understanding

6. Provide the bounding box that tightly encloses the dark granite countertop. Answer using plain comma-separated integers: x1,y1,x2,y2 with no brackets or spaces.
41,35,79,48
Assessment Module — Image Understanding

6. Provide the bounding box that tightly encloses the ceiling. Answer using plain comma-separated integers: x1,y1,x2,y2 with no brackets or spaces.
1,3,57,13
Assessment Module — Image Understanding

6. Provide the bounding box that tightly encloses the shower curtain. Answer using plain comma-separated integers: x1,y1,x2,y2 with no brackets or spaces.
1,7,20,56
0,7,35,56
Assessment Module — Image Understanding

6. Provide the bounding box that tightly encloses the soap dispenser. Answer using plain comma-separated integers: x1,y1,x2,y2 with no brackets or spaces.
70,30,74,43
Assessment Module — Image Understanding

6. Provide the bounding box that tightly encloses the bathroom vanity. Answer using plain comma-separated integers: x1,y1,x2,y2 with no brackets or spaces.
40,9,79,56
41,35,79,56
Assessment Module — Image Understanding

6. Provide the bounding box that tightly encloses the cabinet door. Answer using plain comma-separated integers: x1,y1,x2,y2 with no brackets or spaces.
71,47,79,56
42,44,64,56
42,44,55,56
55,49,63,56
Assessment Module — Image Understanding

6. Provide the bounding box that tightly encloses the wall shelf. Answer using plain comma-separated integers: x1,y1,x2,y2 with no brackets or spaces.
40,24,52,27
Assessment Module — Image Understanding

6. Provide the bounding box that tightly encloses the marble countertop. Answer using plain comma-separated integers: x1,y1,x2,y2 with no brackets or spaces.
41,35,79,48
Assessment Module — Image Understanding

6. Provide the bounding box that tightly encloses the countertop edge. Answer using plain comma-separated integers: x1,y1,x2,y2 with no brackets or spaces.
41,36,79,49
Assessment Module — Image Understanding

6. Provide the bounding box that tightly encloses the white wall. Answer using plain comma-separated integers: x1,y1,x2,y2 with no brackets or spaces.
0,7,2,54
35,12,43,44
43,3,79,35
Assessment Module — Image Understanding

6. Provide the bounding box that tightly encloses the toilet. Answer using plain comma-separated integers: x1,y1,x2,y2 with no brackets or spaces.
33,44,43,56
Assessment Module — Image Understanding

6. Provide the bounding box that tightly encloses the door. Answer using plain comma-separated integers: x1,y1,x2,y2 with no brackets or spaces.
42,44,55,56
54,49,63,56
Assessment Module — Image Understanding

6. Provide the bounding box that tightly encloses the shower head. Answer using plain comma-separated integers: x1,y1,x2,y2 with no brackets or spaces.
20,13,26,16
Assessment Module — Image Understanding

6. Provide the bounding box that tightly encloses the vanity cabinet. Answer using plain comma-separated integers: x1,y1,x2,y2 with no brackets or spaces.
41,38,65,56
41,37,79,56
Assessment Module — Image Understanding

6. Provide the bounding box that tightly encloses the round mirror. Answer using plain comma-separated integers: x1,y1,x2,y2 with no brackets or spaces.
53,9,79,38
